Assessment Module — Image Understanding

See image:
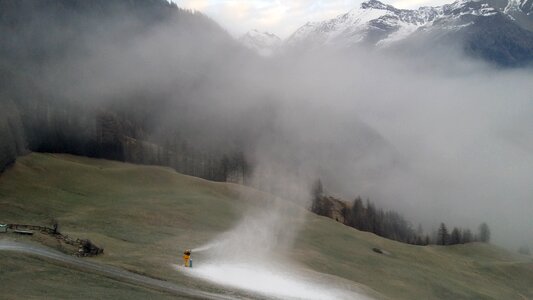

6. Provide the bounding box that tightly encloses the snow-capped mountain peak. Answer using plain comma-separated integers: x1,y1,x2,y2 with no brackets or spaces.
285,0,507,49
286,0,430,48
505,0,533,15
243,0,533,66
239,29,282,56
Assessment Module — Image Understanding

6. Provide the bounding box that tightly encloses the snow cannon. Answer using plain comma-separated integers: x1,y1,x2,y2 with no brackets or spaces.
183,249,192,267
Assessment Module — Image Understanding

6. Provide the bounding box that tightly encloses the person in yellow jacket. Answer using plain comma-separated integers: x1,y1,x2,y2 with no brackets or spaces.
183,249,191,267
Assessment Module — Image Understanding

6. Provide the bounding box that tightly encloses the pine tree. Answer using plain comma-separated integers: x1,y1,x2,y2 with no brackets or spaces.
312,179,324,199
366,199,376,233
450,227,461,245
351,197,365,229
310,179,325,215
462,229,473,243
438,223,449,245
478,223,490,243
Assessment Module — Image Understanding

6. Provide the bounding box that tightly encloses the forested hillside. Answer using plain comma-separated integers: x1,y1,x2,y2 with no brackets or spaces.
0,0,394,202
0,0,254,180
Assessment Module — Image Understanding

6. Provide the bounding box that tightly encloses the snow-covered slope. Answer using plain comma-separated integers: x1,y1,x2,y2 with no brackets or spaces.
239,29,282,56
240,0,532,65
285,0,501,49
281,0,533,66
505,0,533,14
504,0,533,30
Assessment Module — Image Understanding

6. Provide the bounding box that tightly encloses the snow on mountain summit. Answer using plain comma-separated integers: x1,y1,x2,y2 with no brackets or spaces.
505,0,533,14
285,0,504,49
239,30,282,56
240,0,533,66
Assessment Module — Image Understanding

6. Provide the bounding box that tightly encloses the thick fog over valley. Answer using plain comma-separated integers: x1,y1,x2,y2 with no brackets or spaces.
1,0,532,251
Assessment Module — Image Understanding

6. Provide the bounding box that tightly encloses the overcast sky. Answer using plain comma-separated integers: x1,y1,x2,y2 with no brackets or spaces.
172,0,454,38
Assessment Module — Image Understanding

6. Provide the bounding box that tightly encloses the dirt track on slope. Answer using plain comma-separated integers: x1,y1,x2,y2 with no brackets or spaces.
0,239,241,300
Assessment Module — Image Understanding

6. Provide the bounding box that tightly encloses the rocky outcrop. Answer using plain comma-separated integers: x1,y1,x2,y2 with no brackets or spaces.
311,196,349,224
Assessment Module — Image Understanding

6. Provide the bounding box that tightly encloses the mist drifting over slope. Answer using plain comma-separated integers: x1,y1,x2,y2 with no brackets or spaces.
254,49,533,248
1,0,532,250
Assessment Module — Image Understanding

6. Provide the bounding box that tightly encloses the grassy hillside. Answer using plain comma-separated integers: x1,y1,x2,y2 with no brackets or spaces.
1,251,176,300
0,153,532,299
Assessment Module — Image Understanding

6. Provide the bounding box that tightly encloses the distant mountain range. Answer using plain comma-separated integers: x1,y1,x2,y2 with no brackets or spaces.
240,0,533,66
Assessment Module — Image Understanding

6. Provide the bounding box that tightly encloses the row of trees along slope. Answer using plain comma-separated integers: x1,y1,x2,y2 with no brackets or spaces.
311,179,491,246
